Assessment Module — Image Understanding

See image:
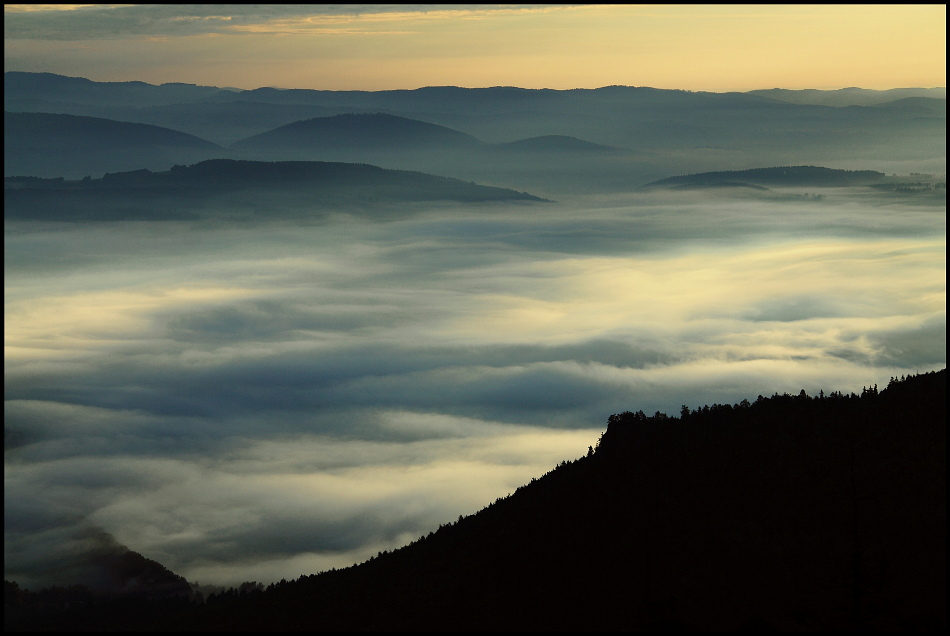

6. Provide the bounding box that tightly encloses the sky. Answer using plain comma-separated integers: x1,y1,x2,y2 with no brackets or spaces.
3,4,947,92
3,2,947,594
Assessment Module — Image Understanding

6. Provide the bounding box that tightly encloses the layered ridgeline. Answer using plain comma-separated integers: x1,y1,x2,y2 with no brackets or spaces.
638,165,889,190
228,115,644,194
6,72,944,153
747,87,947,107
487,134,625,154
2,71,232,109
6,370,944,631
7,72,942,115
229,113,482,157
229,115,626,158
4,111,225,179
6,72,945,194
4,159,547,221
637,165,947,200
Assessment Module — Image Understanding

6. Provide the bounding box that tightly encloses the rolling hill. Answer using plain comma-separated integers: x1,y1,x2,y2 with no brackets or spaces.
748,87,946,107
638,165,889,190
229,113,482,156
6,73,944,193
489,134,625,153
98,100,355,147
4,111,225,179
3,71,233,108
4,159,547,221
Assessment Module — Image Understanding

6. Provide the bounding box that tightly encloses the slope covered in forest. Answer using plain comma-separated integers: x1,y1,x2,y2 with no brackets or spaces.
6,370,944,631
4,159,547,221
638,165,888,190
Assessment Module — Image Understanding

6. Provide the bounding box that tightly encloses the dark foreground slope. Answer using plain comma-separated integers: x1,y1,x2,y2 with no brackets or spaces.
5,545,193,631
7,371,945,631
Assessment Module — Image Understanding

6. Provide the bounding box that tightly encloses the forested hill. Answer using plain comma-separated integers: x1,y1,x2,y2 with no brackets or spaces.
6,370,944,631
639,165,887,190
4,159,547,221
4,111,224,179
229,113,482,153
6,159,541,196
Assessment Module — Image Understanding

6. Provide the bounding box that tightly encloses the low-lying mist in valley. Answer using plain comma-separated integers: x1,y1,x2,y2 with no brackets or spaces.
4,184,945,589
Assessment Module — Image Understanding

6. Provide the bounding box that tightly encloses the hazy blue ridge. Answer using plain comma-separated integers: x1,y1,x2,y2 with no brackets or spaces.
4,111,225,179
229,113,483,152
638,165,889,190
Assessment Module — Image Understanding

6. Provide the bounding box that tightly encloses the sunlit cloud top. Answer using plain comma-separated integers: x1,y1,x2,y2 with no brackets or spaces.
4,4,947,92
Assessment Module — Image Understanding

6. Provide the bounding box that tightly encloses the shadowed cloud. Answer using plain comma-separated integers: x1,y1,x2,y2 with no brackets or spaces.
4,182,944,589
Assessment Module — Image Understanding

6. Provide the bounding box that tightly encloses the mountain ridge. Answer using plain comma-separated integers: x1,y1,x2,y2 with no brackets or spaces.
6,72,944,191
229,112,482,154
748,86,946,107
6,370,944,631
639,165,890,190
489,134,625,153
4,159,548,221
4,111,225,179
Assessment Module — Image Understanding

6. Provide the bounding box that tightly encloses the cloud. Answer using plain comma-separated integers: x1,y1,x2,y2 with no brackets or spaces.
833,315,947,368
3,5,572,41
6,415,595,587
5,198,943,429
4,191,944,588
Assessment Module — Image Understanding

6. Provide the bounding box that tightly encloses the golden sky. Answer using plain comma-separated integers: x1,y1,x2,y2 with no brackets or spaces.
4,4,947,91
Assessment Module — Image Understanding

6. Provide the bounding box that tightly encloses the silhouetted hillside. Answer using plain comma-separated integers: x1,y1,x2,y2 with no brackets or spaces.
8,370,943,631
5,535,193,631
4,111,224,179
3,71,232,108
639,165,888,190
490,134,624,153
4,112,220,152
6,73,944,192
100,100,357,147
668,181,771,191
873,96,947,116
4,159,547,221
748,87,946,107
230,113,482,155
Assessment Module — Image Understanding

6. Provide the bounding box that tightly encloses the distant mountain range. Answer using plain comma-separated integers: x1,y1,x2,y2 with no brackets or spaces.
5,72,944,194
748,87,946,107
6,370,945,631
3,71,233,108
3,101,649,193
488,134,623,154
